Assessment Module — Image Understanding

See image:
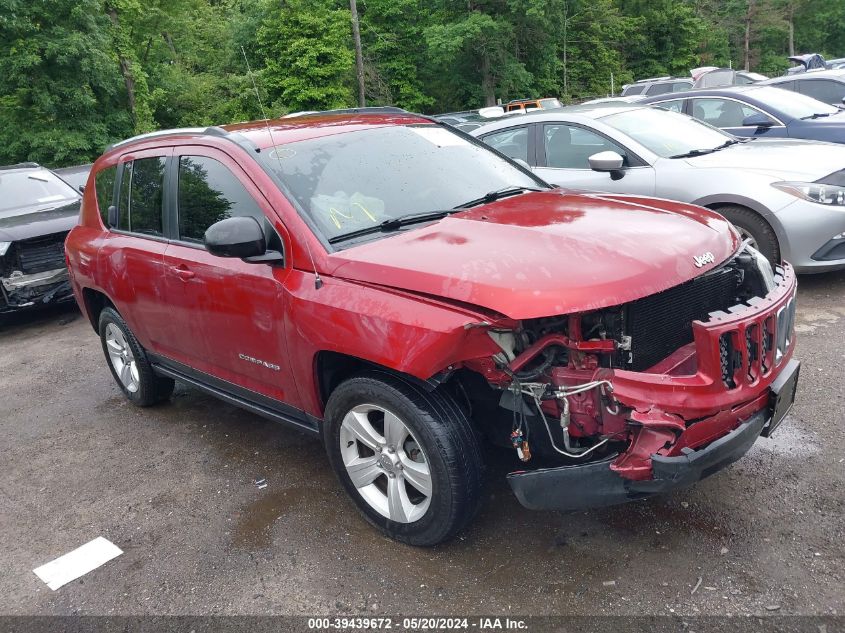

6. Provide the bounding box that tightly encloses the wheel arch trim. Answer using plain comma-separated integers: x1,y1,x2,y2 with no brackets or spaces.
313,350,445,415
81,287,117,333
695,195,790,260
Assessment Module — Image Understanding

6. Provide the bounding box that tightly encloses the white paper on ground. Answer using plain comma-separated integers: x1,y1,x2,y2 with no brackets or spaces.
33,536,123,590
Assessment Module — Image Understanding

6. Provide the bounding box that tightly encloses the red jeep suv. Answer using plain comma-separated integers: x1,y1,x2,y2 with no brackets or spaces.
65,109,799,546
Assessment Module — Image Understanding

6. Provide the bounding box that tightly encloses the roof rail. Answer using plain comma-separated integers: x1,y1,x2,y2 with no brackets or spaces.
283,106,408,118
104,126,229,153
634,76,672,83
0,162,41,170
323,106,408,115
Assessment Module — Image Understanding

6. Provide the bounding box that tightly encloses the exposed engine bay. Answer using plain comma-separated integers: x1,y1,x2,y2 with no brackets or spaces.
0,233,73,313
455,242,794,482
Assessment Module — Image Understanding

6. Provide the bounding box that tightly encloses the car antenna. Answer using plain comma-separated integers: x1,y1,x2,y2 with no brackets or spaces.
241,46,323,290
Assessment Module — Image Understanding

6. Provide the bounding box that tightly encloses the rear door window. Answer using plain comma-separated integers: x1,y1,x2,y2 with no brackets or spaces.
690,98,773,127
796,79,845,105
482,127,530,163
177,156,267,243
654,99,685,113
117,157,165,236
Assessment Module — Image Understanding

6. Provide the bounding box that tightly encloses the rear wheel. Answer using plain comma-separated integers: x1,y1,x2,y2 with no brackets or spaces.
98,307,174,406
714,205,780,266
323,372,484,546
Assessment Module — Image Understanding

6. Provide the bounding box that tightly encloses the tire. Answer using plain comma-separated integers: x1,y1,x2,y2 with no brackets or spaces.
323,372,484,546
715,205,780,266
98,307,174,407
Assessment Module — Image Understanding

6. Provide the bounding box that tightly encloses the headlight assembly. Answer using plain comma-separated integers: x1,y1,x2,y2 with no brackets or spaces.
772,181,845,207
744,242,776,293
0,241,11,257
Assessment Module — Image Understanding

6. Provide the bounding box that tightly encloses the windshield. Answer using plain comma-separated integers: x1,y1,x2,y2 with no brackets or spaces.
0,169,78,215
258,125,543,243
748,86,838,118
540,98,563,109
602,107,734,158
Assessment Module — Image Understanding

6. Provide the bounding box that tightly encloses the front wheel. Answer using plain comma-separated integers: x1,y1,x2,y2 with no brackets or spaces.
716,205,780,266
323,373,484,546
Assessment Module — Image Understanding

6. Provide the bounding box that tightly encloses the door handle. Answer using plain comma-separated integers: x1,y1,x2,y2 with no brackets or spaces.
170,265,196,280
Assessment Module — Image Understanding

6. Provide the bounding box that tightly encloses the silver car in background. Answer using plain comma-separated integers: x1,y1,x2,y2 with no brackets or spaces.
470,105,845,273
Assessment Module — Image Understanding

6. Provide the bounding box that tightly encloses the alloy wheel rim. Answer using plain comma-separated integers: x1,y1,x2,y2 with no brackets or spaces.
105,323,140,393
737,226,759,251
339,404,432,523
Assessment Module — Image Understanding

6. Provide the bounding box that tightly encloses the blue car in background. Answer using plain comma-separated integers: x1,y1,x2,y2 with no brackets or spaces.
640,85,845,144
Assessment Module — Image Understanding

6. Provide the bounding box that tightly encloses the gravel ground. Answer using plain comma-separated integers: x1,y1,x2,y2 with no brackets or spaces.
0,271,843,618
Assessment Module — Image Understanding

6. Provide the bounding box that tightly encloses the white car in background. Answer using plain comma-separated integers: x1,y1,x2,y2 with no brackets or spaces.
470,104,845,273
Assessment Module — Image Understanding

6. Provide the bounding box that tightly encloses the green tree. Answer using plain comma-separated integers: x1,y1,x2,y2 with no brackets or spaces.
0,0,132,165
358,0,435,111
552,0,635,100
4,0,845,168
104,0,156,133
425,5,531,108
792,0,845,60
258,0,355,113
618,0,710,77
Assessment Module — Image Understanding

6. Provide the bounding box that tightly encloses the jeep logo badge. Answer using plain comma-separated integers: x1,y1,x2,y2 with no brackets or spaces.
693,251,715,268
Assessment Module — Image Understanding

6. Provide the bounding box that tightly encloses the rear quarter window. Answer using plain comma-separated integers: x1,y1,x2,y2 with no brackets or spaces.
116,157,166,236
94,166,116,226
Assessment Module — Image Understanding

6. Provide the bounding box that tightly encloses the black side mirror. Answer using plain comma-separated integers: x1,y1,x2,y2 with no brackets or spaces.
742,113,774,128
204,216,282,264
78,185,86,193
107,205,117,228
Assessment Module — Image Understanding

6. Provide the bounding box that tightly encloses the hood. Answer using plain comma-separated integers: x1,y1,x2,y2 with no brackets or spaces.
0,200,81,243
683,138,845,181
325,190,738,320
789,115,845,143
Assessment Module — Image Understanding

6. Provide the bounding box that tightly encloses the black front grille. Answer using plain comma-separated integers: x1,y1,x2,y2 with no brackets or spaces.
16,234,68,274
626,267,741,371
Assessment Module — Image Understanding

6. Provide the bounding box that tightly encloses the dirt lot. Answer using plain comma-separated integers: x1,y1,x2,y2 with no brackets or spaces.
1,271,843,618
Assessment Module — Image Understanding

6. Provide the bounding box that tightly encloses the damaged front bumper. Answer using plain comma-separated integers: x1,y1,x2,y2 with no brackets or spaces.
508,358,800,511
0,267,74,313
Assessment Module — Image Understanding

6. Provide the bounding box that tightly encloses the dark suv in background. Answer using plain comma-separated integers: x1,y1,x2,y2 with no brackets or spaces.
0,163,80,314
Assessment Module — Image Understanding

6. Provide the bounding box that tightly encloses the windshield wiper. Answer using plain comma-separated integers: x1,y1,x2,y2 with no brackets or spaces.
455,185,545,209
327,210,457,244
669,138,741,159
801,112,832,119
